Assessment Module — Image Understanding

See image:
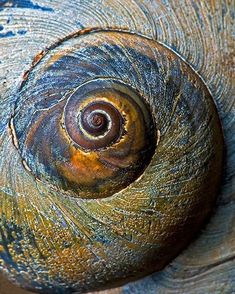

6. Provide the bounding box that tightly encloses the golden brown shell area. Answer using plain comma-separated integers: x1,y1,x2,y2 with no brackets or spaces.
13,75,156,198
1,29,223,292
12,30,159,199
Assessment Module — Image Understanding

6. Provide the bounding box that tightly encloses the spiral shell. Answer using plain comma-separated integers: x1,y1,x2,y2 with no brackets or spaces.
0,1,233,294
13,72,156,198
0,27,224,293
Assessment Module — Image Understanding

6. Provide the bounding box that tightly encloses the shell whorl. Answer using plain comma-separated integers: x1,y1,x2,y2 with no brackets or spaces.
1,28,224,293
13,67,156,198
0,1,233,294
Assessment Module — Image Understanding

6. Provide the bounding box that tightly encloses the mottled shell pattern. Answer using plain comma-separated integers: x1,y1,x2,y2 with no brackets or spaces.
0,1,234,294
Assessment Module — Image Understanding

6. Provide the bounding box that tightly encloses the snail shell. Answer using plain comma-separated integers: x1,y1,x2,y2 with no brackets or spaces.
0,1,234,294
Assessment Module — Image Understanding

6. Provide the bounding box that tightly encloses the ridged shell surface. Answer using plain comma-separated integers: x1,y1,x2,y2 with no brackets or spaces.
0,1,234,294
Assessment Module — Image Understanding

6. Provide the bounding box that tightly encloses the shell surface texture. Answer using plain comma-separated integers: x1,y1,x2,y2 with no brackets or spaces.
0,1,234,294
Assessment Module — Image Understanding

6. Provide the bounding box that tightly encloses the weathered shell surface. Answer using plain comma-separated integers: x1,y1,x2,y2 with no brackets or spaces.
0,1,234,294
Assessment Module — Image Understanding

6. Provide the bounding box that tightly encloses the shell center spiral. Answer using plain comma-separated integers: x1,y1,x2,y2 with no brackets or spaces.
14,75,156,198
76,100,124,149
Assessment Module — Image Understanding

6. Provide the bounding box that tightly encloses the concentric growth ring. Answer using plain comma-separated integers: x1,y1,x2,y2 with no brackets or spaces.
8,28,223,292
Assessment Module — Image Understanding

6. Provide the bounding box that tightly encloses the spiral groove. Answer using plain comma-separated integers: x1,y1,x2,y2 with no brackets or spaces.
1,28,224,293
